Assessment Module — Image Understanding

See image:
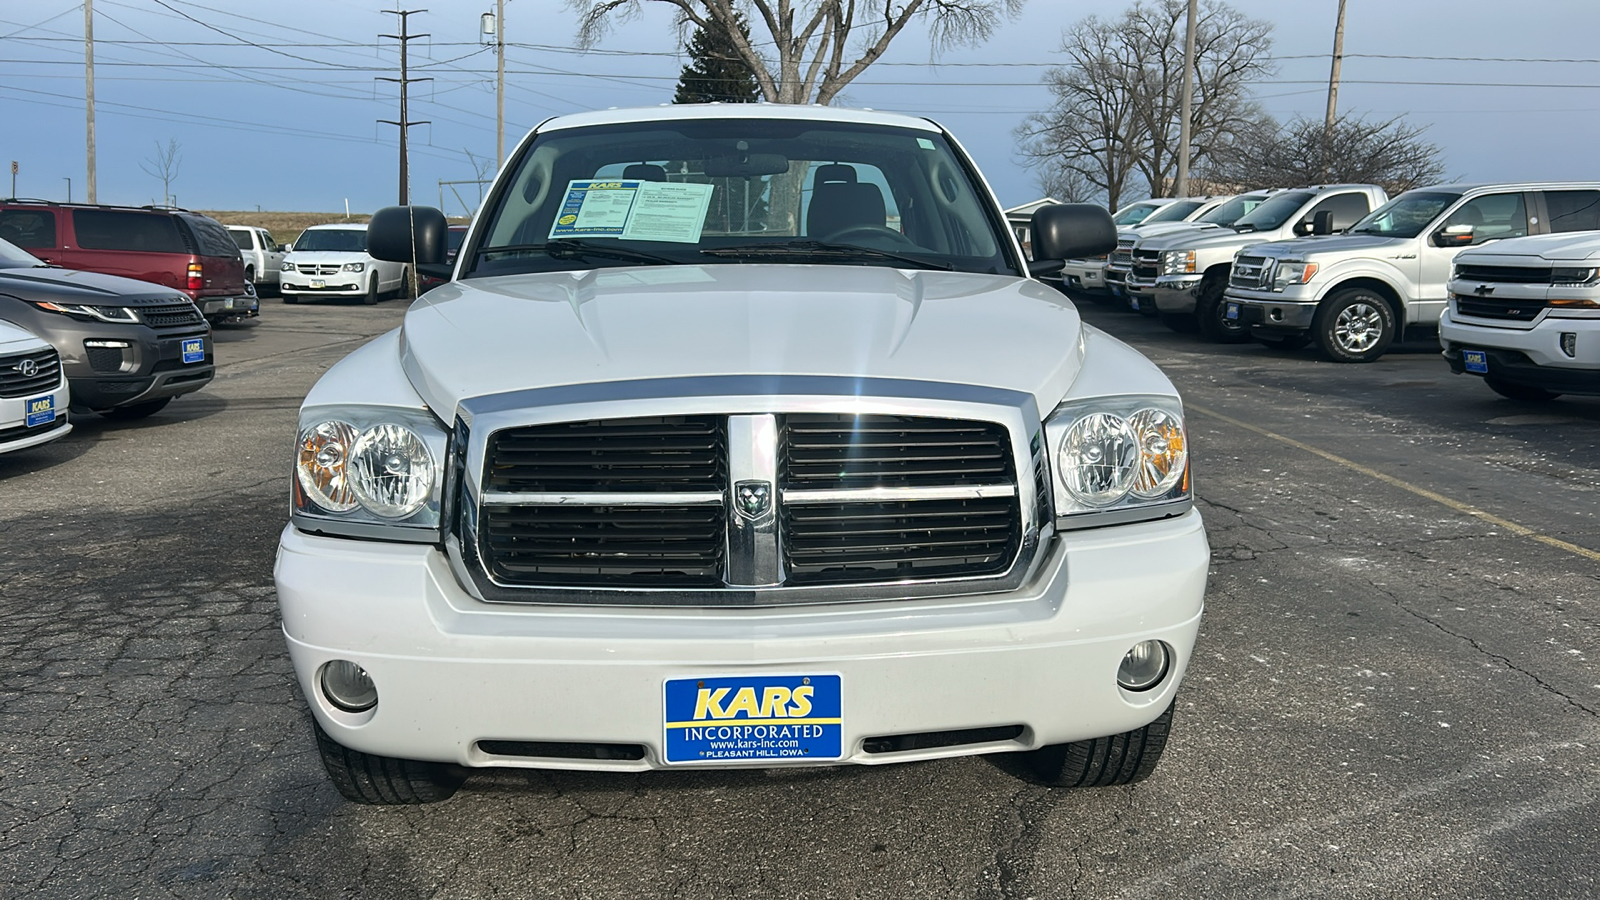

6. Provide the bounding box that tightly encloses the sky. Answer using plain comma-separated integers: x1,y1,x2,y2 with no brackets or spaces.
3,0,1600,216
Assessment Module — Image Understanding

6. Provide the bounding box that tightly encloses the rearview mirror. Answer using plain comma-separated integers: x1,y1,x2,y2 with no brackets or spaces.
704,153,791,178
368,205,452,279
1432,224,1474,248
1028,204,1116,276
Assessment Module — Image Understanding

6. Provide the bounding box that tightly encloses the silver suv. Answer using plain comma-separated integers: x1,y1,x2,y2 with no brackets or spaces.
1225,183,1600,362
1133,185,1388,342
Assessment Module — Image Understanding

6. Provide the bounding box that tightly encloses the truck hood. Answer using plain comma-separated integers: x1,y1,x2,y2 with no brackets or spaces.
1458,232,1600,263
398,265,1087,416
1125,222,1226,241
1135,226,1278,253
0,264,193,306
1240,233,1411,259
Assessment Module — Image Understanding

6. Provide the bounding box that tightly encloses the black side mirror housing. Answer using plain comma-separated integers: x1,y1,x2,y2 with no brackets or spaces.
1312,210,1335,235
368,206,451,279
1029,204,1116,277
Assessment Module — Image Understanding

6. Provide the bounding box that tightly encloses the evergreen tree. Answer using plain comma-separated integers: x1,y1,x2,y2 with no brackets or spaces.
673,14,760,104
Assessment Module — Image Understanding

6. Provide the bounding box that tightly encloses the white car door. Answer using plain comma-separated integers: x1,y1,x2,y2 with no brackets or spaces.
1419,192,1532,322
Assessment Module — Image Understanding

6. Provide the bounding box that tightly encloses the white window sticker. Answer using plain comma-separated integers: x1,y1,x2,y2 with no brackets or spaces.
549,179,715,244
916,138,936,151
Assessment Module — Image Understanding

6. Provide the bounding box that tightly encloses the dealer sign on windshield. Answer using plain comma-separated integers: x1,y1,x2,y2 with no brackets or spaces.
663,674,842,764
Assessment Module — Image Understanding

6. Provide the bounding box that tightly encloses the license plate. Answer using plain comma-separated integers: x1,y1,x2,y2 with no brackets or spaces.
1226,302,1240,320
664,674,842,764
310,279,325,289
1129,295,1140,310
1463,349,1489,374
1110,284,1123,297
26,394,55,428
181,338,205,364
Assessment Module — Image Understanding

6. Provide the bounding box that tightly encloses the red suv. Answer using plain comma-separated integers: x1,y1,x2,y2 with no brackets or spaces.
0,201,256,324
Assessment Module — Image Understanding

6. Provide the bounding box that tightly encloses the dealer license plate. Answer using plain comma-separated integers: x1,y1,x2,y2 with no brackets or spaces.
1463,349,1489,374
664,674,842,764
26,394,55,428
310,279,325,289
1225,302,1241,320
1129,295,1141,311
181,338,205,364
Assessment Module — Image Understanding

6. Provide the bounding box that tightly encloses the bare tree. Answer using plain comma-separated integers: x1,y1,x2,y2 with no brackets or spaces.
1207,113,1447,195
1016,0,1273,209
140,139,182,207
568,0,1025,105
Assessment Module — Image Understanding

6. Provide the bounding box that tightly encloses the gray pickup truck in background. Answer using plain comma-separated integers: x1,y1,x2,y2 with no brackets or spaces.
227,225,286,294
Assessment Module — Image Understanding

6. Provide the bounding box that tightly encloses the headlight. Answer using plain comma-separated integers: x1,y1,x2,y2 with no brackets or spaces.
293,405,448,541
31,301,138,323
342,261,366,272
1273,261,1318,290
1161,250,1196,275
1045,395,1190,526
281,260,296,271
1551,267,1600,285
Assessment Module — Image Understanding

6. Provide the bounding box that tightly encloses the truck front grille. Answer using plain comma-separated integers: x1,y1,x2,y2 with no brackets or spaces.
297,264,341,275
783,497,1018,585
1131,249,1160,281
1230,255,1272,289
1109,239,1135,269
481,503,726,587
139,303,205,328
487,416,724,492
1452,296,1547,321
0,347,61,398
1454,264,1554,285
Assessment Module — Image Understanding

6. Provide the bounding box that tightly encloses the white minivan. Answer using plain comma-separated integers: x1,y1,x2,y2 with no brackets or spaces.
280,223,409,305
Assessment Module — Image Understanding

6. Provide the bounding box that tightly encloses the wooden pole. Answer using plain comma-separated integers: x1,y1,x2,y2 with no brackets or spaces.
1175,0,1198,198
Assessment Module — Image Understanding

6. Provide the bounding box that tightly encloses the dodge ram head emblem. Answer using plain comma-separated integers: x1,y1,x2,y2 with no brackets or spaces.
734,480,772,519
16,359,37,378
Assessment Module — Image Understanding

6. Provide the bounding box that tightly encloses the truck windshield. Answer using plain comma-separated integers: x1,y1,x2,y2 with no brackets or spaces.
469,117,1016,277
1349,192,1462,238
1113,203,1160,226
1232,191,1314,232
1198,194,1269,226
295,229,367,252
1141,199,1203,224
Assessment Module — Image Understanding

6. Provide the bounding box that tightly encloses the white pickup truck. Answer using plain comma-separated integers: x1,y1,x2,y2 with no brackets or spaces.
227,225,286,293
275,104,1209,805
1440,231,1600,400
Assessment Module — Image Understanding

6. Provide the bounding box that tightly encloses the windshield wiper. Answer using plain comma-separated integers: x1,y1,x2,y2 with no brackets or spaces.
701,240,953,271
476,239,679,266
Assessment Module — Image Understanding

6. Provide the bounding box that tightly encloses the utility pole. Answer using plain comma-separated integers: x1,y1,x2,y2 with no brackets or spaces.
379,9,432,206
1174,0,1198,198
85,0,97,204
496,0,506,167
1323,0,1348,181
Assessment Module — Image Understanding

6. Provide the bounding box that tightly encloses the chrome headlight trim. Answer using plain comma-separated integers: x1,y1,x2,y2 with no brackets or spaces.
291,404,449,543
1044,394,1191,530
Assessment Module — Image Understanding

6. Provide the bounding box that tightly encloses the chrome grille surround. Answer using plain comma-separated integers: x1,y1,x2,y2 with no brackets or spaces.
445,375,1047,607
297,263,341,275
1230,255,1273,290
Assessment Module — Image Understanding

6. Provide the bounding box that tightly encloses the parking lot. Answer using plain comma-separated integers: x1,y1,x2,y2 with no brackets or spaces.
2,294,1596,899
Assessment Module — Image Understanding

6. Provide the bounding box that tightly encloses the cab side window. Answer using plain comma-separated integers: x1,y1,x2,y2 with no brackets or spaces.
0,210,58,249
1541,190,1600,233
1445,193,1528,241
1306,193,1371,232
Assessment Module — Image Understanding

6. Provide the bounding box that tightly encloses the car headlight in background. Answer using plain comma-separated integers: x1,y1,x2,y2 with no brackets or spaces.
1273,261,1318,290
293,405,448,541
30,301,139,323
1161,250,1196,275
281,260,296,271
1044,395,1190,527
342,262,366,272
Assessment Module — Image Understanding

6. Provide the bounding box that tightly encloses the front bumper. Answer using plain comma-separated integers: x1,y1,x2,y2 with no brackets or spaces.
276,509,1210,771
1227,289,1318,333
1059,261,1106,292
1440,309,1600,395
199,294,259,319
65,329,214,410
0,379,72,454
1146,275,1206,314
282,273,368,297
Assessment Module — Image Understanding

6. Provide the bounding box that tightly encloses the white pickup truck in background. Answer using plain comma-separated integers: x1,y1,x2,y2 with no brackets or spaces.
228,225,287,294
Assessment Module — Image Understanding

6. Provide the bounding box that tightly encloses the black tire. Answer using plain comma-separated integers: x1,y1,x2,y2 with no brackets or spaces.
100,397,171,420
244,265,255,286
1254,333,1310,352
1020,703,1173,788
1161,312,1200,334
1314,288,1395,363
363,274,380,305
1485,377,1561,402
282,293,299,304
1195,273,1250,343
312,718,465,805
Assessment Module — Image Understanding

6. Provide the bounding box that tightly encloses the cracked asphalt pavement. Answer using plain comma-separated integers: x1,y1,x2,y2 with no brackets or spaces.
1,293,1596,898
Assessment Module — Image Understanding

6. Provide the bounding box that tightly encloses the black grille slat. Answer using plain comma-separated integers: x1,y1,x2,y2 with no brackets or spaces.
1455,264,1554,285
488,416,725,492
782,498,1020,585
0,347,61,398
481,504,724,587
139,303,204,328
782,414,1014,489
1454,297,1546,321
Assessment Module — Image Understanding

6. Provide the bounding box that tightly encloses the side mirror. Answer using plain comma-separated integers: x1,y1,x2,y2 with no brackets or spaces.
1029,203,1116,277
1312,210,1335,236
369,206,450,278
1293,218,1313,236
1432,224,1474,248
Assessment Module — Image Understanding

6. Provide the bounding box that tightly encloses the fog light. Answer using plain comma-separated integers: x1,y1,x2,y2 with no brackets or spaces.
84,339,133,348
320,659,378,712
1561,333,1577,358
1117,640,1170,692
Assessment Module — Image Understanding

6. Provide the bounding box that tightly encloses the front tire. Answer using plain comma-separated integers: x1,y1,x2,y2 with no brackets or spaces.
313,719,465,805
1315,288,1395,363
363,274,380,305
1485,378,1561,402
100,397,171,420
1195,273,1250,343
1019,703,1173,788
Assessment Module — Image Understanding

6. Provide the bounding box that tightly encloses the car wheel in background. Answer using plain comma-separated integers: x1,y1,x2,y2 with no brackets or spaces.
363,274,380,305
313,719,465,805
1315,288,1395,363
244,265,255,287
1485,378,1561,402
99,398,172,420
1161,312,1200,334
1195,274,1250,343
1019,703,1173,788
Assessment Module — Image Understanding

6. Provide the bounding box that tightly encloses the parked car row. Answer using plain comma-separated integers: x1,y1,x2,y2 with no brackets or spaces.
1070,181,1600,399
